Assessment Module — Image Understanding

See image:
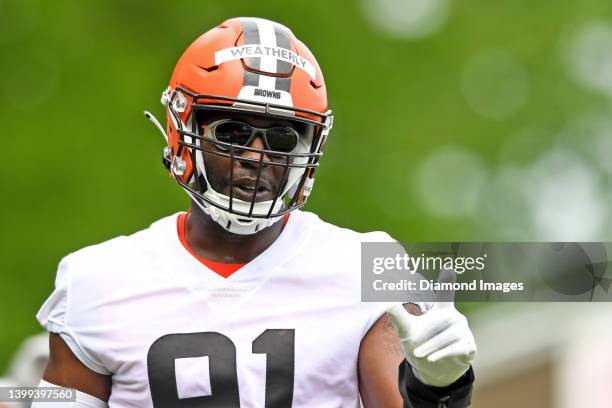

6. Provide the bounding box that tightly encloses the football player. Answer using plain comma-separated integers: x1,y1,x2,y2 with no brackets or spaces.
34,17,476,407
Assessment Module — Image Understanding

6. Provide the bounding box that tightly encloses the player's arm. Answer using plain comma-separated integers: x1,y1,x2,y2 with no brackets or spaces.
358,304,422,408
358,300,475,408
39,333,111,403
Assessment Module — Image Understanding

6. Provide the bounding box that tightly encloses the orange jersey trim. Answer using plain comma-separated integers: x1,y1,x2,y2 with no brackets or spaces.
177,213,244,278
176,212,290,278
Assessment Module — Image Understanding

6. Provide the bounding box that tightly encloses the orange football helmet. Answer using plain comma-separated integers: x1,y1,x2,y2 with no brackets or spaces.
147,17,333,234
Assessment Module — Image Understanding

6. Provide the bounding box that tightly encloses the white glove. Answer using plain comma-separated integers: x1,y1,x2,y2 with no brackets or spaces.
386,269,476,387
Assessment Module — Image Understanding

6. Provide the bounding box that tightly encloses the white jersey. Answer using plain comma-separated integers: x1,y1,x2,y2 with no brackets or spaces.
37,210,424,407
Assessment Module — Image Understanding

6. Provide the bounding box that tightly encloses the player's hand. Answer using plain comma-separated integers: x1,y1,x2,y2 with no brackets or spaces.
386,268,476,387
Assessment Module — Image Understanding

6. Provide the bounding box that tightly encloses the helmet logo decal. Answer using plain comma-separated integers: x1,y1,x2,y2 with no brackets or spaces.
254,88,281,99
215,45,316,80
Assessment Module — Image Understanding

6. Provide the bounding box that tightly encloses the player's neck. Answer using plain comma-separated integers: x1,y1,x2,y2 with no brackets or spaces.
184,202,285,264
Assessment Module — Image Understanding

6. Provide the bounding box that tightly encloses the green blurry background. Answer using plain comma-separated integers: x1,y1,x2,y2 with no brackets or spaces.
2,0,612,373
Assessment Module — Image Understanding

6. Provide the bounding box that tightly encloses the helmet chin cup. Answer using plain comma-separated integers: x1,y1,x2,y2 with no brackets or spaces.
196,198,284,235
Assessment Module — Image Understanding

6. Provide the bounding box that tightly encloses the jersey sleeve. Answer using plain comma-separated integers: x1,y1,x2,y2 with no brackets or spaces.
36,257,111,375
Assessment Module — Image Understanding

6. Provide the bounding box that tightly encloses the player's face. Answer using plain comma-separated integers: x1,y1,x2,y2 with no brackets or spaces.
198,111,304,203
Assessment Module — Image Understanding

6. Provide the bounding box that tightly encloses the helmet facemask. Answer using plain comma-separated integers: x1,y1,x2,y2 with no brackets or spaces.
166,87,333,235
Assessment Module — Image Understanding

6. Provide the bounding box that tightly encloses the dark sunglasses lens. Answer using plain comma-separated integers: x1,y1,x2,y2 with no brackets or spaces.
213,122,253,147
265,128,299,153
